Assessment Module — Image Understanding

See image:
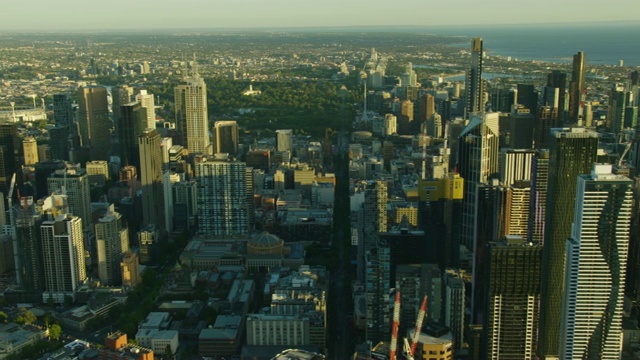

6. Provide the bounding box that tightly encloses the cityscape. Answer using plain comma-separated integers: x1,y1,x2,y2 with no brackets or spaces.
0,19,639,360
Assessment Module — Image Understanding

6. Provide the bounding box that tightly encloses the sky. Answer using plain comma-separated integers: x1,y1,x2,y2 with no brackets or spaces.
2,0,640,31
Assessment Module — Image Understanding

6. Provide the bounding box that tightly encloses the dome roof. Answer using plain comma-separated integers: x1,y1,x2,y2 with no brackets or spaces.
250,231,284,248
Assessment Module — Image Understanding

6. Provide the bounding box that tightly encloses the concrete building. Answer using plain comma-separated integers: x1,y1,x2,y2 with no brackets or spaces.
276,129,293,152
120,251,140,287
77,86,111,161
47,167,92,230
174,75,210,154
560,164,632,359
86,160,109,185
41,214,86,303
95,205,129,286
135,90,156,129
135,329,179,355
199,315,244,358
22,137,38,166
195,156,248,236
213,120,239,155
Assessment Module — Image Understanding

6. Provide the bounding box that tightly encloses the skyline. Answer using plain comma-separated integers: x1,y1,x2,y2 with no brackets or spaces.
2,0,640,31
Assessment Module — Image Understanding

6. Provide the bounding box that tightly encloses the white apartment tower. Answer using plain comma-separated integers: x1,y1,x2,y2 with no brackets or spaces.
560,164,633,360
136,90,156,129
41,214,86,303
174,75,210,154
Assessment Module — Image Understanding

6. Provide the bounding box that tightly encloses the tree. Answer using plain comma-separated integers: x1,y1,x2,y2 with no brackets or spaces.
48,324,62,340
13,308,37,325
164,344,173,359
0,311,7,323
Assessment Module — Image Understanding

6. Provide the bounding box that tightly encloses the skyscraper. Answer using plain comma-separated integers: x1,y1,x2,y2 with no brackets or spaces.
213,120,239,155
365,239,390,344
95,205,129,286
138,128,165,231
195,155,248,236
276,129,293,153
559,164,632,359
546,70,567,124
0,123,21,199
483,240,542,359
111,85,134,123
22,137,39,166
568,52,586,124
135,90,156,129
465,38,484,117
117,102,148,170
528,149,549,245
538,127,598,359
458,112,499,251
175,75,210,154
47,167,92,230
607,83,626,134
41,214,86,303
52,93,74,128
77,86,111,161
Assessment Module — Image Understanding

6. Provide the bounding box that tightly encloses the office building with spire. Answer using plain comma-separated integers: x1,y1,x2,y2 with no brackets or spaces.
560,164,632,359
465,38,484,117
175,74,210,154
538,128,598,359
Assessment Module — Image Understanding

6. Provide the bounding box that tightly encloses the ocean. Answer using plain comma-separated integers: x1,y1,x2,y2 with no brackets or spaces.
429,23,640,66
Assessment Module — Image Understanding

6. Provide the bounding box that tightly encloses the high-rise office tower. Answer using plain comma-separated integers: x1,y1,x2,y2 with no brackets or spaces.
138,128,165,232
444,269,466,352
538,128,598,359
501,182,531,238
117,102,148,170
490,85,516,113
499,149,534,187
516,84,539,117
14,198,45,292
111,85,134,123
95,205,129,286
559,164,632,359
77,86,111,161
528,149,549,245
546,70,567,124
195,155,248,236
458,112,499,251
483,240,542,359
465,38,484,117
41,214,86,303
365,239,391,344
47,167,92,230
0,123,21,199
135,90,156,129
418,93,435,123
276,129,293,153
536,106,560,148
175,75,210,154
52,93,74,128
568,52,586,124
213,120,239,155
607,83,626,134
22,137,39,166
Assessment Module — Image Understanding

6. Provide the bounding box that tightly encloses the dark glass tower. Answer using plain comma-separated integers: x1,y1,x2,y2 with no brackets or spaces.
118,102,148,171
465,38,484,117
0,123,21,200
77,86,111,161
537,127,598,359
483,240,542,359
568,52,586,124
546,70,567,124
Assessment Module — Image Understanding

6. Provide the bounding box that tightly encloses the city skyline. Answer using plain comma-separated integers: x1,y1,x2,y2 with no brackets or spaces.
1,1,639,31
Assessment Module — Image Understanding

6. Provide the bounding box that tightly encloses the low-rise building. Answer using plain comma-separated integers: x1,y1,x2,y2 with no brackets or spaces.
199,315,244,358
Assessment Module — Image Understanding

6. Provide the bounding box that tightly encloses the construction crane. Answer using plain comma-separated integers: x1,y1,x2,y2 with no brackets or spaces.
619,140,634,167
389,290,401,360
409,296,428,356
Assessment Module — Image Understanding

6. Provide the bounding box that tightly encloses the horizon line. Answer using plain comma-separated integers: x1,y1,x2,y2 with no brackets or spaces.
0,19,638,34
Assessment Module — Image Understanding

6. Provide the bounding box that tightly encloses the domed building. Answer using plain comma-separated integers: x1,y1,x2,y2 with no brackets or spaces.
245,231,302,271
247,232,284,255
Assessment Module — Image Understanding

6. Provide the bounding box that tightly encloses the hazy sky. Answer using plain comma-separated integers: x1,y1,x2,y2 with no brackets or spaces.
2,0,640,30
